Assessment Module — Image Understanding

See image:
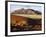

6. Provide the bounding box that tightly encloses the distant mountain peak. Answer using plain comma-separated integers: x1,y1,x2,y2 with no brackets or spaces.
11,8,41,15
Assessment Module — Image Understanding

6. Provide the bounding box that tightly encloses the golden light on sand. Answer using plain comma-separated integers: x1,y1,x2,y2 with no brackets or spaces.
11,14,42,19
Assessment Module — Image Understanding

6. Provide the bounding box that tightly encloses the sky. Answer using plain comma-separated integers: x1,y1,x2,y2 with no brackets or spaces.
10,2,42,13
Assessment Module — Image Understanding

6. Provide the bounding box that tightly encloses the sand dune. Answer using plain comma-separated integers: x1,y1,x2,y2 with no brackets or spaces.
11,14,42,19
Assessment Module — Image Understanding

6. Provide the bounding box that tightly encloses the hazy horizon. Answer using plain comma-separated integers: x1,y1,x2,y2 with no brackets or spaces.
10,3,42,13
